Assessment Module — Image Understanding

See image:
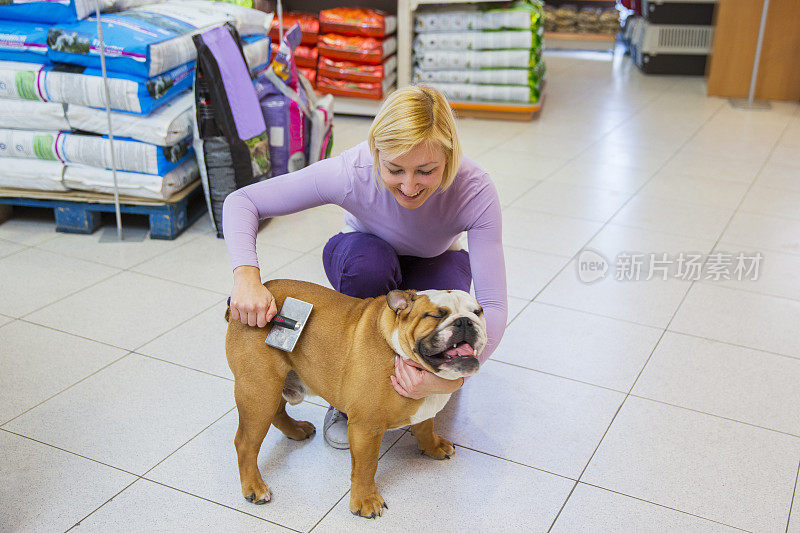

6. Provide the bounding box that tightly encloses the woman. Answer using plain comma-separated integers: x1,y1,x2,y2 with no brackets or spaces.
223,85,507,449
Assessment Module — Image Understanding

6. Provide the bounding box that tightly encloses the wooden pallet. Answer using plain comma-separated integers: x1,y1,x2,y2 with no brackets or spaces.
0,181,205,240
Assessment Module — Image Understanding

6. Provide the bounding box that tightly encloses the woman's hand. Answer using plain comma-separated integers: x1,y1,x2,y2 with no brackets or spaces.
391,356,464,399
229,266,277,327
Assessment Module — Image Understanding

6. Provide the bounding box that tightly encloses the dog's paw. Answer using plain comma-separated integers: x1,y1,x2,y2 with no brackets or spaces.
420,436,455,460
285,420,316,441
349,490,387,518
242,479,272,505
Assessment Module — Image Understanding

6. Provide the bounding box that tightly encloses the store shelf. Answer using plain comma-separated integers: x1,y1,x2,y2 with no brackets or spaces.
450,100,542,121
545,31,617,50
327,87,396,117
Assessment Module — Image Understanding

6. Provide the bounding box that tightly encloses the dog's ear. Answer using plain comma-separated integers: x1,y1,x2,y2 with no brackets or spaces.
386,290,415,313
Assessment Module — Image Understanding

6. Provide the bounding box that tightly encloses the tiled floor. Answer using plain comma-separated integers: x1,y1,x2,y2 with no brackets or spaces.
2,51,800,532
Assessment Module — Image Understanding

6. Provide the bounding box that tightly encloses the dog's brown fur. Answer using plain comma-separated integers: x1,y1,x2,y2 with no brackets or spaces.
225,279,455,517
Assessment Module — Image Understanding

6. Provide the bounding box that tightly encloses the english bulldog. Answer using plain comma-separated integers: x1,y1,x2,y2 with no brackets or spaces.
225,278,486,518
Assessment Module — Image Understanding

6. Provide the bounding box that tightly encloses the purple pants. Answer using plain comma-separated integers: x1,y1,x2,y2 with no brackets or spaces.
322,232,472,298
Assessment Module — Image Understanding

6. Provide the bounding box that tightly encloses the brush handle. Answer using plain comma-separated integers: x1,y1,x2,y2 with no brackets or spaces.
227,297,298,329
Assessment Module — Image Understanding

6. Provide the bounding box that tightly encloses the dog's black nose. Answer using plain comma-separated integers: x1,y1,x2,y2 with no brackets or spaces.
454,317,466,328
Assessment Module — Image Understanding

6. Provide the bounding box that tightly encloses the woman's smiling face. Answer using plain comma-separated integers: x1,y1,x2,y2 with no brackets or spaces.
378,141,446,210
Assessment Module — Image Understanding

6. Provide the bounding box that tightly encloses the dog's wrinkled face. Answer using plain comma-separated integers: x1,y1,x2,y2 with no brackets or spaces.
386,289,487,380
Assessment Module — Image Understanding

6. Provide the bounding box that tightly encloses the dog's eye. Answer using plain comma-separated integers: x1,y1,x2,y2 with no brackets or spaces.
423,313,444,320
473,308,483,316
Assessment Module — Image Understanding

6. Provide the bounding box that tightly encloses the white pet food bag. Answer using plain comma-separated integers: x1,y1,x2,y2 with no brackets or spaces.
0,100,69,130
64,157,199,200
0,157,66,191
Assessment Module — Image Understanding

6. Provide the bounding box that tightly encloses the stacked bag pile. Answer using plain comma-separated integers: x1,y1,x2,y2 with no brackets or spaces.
413,0,545,105
543,4,620,35
269,12,318,87
0,0,271,200
316,8,396,100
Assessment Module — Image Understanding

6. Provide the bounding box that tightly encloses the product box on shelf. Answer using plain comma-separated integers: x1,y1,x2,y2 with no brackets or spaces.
319,8,396,38
318,34,396,65
317,71,396,100
318,55,396,84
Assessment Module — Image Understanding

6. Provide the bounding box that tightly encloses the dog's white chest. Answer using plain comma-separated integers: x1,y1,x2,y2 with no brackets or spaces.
409,393,451,425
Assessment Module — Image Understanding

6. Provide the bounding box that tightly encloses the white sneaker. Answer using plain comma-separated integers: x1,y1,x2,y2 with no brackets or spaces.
323,406,349,449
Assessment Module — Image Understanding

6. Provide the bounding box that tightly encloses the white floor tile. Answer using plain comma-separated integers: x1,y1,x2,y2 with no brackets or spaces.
475,149,569,181
146,404,405,532
0,209,60,246
537,225,715,328
0,248,119,317
708,246,800,302
506,295,529,324
137,302,232,379
512,181,632,222
637,171,749,209
0,321,126,424
315,433,575,533
670,283,800,359
25,271,223,350
665,150,765,183
77,479,287,532
722,212,800,256
132,235,302,295
0,237,25,258
552,483,738,532
436,360,625,478
0,313,12,327
572,139,674,175
768,143,800,168
611,196,732,241
756,161,800,193
36,229,198,270
739,185,800,221
0,430,136,533
503,246,569,299
3,354,233,474
266,252,331,289
495,303,662,391
502,207,602,257
490,173,540,207
791,481,800,533
583,397,800,532
500,130,595,159
547,159,653,193
634,332,800,435
256,207,345,253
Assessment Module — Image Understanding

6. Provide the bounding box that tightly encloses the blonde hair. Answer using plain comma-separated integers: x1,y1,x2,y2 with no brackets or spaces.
368,85,462,191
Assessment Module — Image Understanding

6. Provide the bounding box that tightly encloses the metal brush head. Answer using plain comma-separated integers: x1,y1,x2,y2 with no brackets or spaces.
265,297,313,352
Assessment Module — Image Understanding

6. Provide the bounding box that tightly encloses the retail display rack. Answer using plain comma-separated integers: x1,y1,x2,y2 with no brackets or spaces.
542,0,618,51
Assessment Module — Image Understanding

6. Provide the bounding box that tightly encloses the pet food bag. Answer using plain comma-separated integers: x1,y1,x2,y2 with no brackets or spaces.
193,23,270,236
0,157,66,191
319,8,396,38
429,82,540,103
67,91,194,146
413,63,544,87
269,12,318,45
316,71,396,100
318,34,396,65
269,42,316,69
318,55,396,84
242,34,270,71
47,1,271,78
0,60,193,114
0,129,193,175
63,157,199,200
254,24,307,176
0,20,50,63
414,4,543,32
0,0,159,24
0,99,69,130
414,30,541,52
298,66,316,86
415,49,538,70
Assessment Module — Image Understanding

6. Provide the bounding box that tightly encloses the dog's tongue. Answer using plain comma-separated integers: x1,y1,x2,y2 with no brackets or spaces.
445,342,474,357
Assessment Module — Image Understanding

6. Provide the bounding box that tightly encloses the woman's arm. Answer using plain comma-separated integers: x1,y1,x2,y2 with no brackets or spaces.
222,154,352,270
466,179,508,365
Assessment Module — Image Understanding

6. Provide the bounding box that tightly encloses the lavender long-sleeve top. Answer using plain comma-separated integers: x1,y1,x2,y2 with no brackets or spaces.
222,141,507,363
